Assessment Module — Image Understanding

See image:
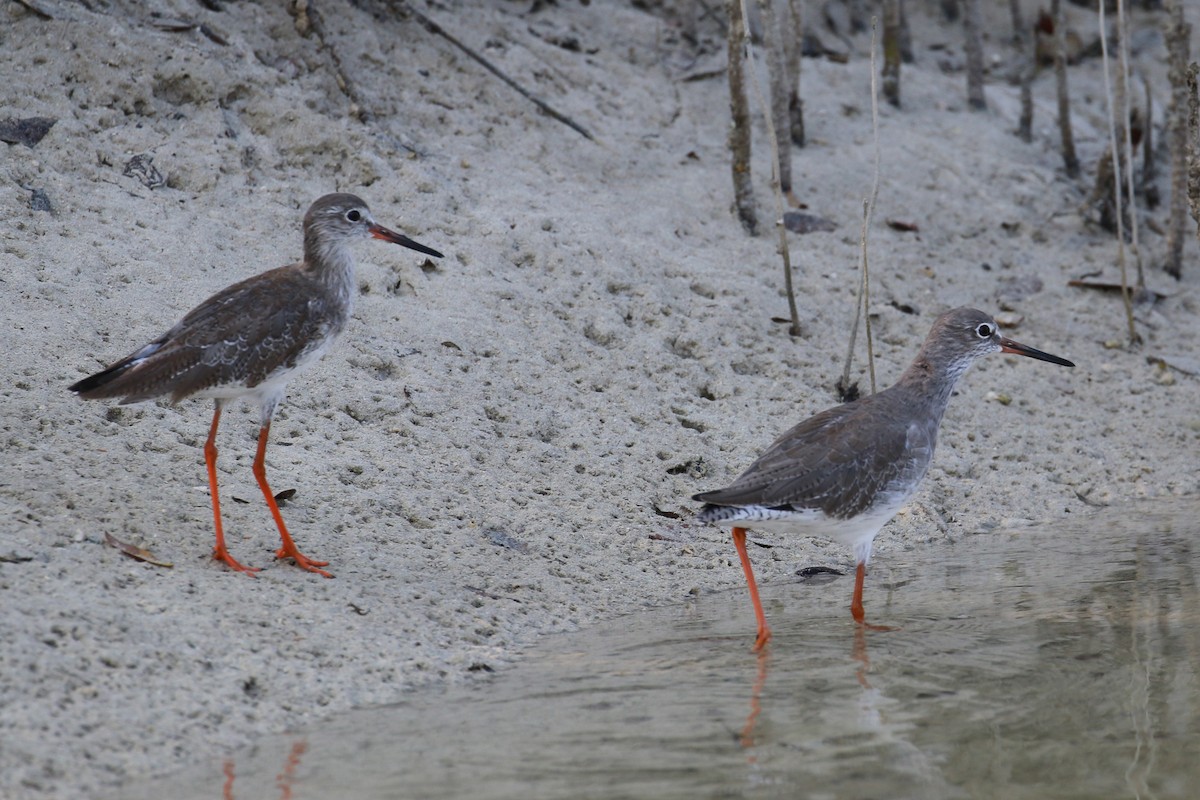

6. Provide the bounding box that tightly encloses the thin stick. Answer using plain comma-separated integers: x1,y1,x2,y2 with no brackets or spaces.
1052,0,1080,178
300,1,372,123
841,18,881,396
11,0,54,19
1187,62,1200,248
786,0,806,147
962,0,987,110
1142,74,1154,183
727,0,758,235
1011,0,1034,142
881,0,901,108
1164,0,1190,279
860,199,876,394
1116,0,1145,293
863,19,880,394
403,5,594,142
757,0,793,198
1098,0,1139,344
738,0,802,336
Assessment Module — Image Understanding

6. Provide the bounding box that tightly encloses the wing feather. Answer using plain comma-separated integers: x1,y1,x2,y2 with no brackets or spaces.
694,389,938,519
70,266,336,404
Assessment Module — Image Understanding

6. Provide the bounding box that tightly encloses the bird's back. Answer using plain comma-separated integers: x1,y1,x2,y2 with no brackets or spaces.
694,385,941,521
70,264,342,405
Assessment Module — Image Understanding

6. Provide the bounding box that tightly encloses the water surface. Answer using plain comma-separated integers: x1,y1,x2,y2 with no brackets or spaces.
120,500,1200,799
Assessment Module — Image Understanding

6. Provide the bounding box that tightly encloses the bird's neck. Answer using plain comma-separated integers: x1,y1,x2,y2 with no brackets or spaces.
303,235,357,315
894,353,972,420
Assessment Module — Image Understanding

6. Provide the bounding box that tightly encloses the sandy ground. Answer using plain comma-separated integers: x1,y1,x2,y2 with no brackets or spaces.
2,0,1198,797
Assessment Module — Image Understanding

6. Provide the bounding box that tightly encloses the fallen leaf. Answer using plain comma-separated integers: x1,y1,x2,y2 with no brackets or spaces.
1068,277,1173,300
885,218,919,232
651,504,681,520
104,533,174,568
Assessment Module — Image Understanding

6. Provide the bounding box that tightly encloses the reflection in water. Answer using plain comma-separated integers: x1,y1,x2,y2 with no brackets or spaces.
118,500,1200,800
738,651,768,753
853,623,872,688
221,739,307,800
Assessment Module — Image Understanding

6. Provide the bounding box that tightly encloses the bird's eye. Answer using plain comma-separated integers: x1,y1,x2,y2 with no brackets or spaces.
346,209,362,222
975,323,994,338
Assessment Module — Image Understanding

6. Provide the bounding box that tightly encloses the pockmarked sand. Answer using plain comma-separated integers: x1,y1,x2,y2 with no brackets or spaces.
1,1,1197,796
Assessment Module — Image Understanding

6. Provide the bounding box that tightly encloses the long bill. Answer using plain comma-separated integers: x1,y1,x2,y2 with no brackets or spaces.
369,223,444,259
999,337,1075,367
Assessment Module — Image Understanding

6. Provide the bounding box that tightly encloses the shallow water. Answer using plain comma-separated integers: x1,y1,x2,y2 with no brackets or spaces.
120,500,1200,799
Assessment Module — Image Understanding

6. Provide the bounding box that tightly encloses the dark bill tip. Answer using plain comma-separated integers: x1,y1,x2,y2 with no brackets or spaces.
370,224,444,259
999,337,1075,368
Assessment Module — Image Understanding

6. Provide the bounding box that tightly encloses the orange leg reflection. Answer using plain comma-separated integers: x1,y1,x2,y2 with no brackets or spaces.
221,738,308,800
852,623,872,689
275,739,308,800
739,648,770,759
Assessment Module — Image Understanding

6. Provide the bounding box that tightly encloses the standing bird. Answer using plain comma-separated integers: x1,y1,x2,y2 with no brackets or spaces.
693,308,1074,650
70,193,443,577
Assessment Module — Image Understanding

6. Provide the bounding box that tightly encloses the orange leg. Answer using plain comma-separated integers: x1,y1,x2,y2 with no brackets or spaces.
850,561,868,623
205,404,260,575
252,421,333,578
733,527,771,652
850,561,894,631
222,759,236,800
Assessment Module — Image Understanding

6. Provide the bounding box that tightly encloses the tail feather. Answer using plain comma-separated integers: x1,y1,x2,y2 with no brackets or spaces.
69,342,164,401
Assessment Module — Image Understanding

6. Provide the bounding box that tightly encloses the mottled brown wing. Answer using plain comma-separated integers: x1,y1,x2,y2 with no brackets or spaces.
72,266,331,404
694,390,936,519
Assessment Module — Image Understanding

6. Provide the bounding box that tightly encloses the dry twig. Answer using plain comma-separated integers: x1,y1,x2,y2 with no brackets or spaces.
737,0,801,335
840,18,882,400
1188,64,1200,248
1164,0,1192,279
1052,0,1080,178
757,0,794,199
881,0,901,107
401,3,594,141
962,0,987,110
727,0,758,235
1011,0,1034,141
1115,0,1145,293
1098,0,1139,344
785,0,805,147
12,0,54,19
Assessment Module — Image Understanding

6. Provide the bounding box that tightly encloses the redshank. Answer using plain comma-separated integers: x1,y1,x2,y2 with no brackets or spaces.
70,193,442,577
694,307,1074,650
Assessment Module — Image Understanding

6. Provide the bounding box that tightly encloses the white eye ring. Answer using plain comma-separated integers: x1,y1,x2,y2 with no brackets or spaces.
346,209,363,223
975,323,994,338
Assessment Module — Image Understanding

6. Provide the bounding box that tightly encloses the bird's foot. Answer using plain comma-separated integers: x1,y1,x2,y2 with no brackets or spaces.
275,545,333,578
751,627,772,653
213,546,261,576
856,620,898,633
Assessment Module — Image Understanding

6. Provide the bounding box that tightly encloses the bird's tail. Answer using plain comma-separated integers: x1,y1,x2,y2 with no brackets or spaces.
69,342,163,401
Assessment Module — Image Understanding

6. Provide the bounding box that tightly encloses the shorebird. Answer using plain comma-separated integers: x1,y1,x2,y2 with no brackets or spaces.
70,193,442,577
694,307,1074,650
